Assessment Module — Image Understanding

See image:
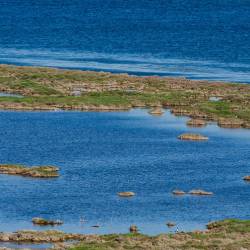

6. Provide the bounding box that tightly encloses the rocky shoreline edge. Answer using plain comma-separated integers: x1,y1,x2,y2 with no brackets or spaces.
0,219,249,250
0,64,249,129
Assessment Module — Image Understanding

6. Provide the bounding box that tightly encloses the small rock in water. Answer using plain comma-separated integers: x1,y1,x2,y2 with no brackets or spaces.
243,176,250,181
118,191,135,197
32,217,63,226
166,222,176,227
189,189,213,196
172,190,186,195
178,133,208,141
129,225,138,233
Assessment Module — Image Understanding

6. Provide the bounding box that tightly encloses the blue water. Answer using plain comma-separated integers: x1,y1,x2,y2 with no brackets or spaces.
0,109,250,235
0,0,250,82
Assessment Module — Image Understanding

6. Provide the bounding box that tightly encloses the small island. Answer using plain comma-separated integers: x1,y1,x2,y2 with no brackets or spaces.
0,164,60,178
178,133,209,141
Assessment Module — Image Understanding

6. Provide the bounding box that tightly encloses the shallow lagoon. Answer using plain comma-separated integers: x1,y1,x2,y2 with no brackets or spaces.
0,109,250,235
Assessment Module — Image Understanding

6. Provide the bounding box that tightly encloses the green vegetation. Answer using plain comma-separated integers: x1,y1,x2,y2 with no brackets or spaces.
68,219,250,250
0,64,249,128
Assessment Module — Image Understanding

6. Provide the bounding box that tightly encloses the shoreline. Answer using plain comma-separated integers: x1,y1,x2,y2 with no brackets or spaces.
0,64,249,129
0,219,249,249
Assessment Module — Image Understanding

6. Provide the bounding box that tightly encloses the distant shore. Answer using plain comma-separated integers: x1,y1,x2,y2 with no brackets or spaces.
0,64,249,129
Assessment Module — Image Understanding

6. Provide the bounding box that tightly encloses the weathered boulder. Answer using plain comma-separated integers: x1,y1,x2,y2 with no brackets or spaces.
189,189,213,196
32,217,63,226
118,192,135,197
178,133,208,141
172,190,186,195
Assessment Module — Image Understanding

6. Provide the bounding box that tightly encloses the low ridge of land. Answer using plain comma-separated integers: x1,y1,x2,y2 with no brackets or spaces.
0,219,250,250
0,64,250,128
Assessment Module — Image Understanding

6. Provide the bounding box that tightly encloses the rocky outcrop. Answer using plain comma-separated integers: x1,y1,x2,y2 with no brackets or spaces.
0,164,59,178
218,119,244,128
189,189,213,196
172,190,186,195
186,119,206,127
170,109,192,117
0,230,95,243
243,176,250,181
32,217,63,226
178,133,208,141
118,192,135,197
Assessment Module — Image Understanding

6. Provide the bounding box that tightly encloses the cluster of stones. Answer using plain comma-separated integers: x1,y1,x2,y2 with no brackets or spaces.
0,164,59,178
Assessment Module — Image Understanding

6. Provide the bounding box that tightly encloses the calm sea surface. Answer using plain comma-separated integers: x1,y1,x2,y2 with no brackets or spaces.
0,109,250,235
0,0,249,82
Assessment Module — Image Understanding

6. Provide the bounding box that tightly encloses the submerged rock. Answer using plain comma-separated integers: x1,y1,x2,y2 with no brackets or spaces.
0,164,59,178
178,133,208,141
148,107,164,116
32,217,63,226
129,225,138,233
118,192,135,197
186,119,207,127
189,189,213,196
172,190,186,195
